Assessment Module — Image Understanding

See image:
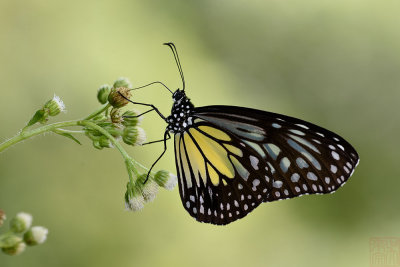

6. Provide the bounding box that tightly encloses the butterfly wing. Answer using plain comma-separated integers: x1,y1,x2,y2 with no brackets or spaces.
175,105,359,225
174,123,272,225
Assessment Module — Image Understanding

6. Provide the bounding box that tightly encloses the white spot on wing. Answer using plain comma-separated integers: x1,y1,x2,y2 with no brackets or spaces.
289,129,305,136
307,172,318,181
273,180,283,188
252,179,260,187
295,124,309,129
296,157,309,169
280,157,291,173
250,155,259,170
272,123,281,128
291,173,300,182
332,151,340,160
330,165,337,173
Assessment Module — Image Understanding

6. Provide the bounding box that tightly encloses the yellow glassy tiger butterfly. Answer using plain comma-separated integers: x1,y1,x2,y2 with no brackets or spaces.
124,43,359,225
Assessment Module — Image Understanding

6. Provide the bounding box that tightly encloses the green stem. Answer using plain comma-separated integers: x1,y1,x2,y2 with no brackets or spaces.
0,121,80,153
0,112,147,184
53,129,85,134
83,104,110,120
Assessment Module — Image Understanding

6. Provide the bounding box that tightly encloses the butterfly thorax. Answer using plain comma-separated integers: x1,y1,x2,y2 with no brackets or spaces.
167,89,195,133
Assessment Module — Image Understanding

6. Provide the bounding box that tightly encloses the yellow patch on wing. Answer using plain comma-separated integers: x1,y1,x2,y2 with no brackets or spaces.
179,135,192,188
184,133,207,186
198,126,231,142
207,163,220,186
224,144,243,157
189,128,235,178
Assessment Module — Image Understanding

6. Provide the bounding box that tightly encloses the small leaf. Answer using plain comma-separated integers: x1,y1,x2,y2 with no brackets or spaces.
53,130,81,145
26,110,46,127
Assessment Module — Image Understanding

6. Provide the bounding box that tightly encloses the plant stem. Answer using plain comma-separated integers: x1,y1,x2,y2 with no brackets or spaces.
0,113,148,184
83,104,110,120
0,121,79,153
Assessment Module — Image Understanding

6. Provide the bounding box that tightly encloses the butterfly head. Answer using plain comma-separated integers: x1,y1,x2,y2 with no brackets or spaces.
172,89,186,102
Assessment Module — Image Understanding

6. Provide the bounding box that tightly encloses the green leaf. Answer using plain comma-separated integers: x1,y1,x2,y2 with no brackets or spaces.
52,130,81,145
26,109,46,127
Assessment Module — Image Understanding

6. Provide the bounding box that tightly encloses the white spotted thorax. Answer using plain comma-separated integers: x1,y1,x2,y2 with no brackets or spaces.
167,89,195,133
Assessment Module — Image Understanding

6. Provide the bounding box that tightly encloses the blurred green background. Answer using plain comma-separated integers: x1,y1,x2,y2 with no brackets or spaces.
1,0,399,266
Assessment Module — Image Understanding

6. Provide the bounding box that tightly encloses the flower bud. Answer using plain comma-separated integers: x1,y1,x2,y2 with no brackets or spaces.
44,95,66,116
124,182,145,211
23,226,49,246
108,87,131,108
154,170,178,190
110,108,123,124
98,136,113,148
10,212,32,233
1,237,26,256
0,209,5,226
97,84,111,104
113,77,132,89
92,140,102,150
136,174,158,202
85,122,122,139
100,122,123,138
1,235,21,248
122,126,146,146
122,110,142,127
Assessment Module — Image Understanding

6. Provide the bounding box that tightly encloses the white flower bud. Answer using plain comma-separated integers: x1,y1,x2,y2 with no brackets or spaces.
137,174,159,202
44,95,66,116
24,226,49,246
124,183,145,211
122,126,146,146
10,212,32,233
154,170,178,190
1,239,26,256
113,77,132,89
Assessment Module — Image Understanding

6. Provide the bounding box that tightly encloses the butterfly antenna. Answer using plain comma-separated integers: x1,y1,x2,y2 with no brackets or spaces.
129,81,173,94
164,42,185,91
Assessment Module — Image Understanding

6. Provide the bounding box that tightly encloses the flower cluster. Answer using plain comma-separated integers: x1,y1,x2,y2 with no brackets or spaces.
0,76,179,253
124,170,178,211
93,78,178,210
85,78,146,149
0,211,48,256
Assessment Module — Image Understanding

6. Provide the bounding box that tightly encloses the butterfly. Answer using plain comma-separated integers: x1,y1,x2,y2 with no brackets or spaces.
129,43,359,225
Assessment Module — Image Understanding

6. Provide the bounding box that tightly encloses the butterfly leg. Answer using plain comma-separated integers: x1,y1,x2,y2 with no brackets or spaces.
141,134,171,146
123,108,154,119
118,92,167,121
144,130,170,183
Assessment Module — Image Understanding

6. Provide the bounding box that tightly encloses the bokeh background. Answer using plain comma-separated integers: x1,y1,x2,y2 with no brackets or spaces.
1,0,400,266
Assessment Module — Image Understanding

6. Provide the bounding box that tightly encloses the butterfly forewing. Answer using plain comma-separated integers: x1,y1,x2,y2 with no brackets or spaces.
194,106,359,201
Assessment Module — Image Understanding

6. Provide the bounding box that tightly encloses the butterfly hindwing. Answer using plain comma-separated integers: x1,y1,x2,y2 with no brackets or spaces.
174,121,273,225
